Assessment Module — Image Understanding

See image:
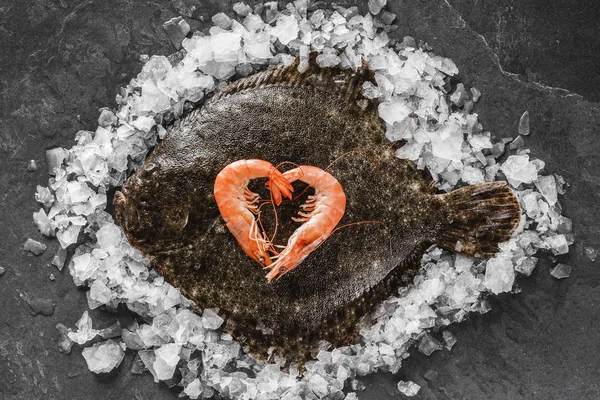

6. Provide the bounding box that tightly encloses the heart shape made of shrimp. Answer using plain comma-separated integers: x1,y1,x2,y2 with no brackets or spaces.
214,159,346,282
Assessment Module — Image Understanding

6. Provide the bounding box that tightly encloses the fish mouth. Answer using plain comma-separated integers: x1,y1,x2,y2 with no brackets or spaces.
114,189,142,235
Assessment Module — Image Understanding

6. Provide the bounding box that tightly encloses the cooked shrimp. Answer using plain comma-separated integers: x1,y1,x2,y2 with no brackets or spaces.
214,159,294,266
265,165,346,282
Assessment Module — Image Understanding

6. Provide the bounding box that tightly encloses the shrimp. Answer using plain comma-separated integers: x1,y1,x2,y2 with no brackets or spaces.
214,159,294,266
265,165,346,282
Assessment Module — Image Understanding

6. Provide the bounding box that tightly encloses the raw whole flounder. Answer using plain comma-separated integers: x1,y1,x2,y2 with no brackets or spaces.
114,56,521,365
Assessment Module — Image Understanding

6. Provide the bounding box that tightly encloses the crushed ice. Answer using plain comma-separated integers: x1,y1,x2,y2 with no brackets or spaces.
32,1,574,398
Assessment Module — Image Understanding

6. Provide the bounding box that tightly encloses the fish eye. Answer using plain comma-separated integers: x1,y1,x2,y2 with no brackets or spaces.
280,267,286,273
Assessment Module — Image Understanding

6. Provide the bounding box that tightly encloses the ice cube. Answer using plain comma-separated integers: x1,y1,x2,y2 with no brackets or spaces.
469,132,492,151
535,175,558,206
368,0,387,15
138,349,159,382
308,374,329,397
96,224,122,254
544,234,569,255
442,330,457,350
56,323,74,354
431,124,464,162
153,343,181,380
417,333,442,355
397,380,421,396
202,308,224,330
585,246,598,262
362,81,381,99
57,224,81,248
89,280,112,306
500,155,538,188
82,340,125,374
184,379,202,399
461,166,485,184
269,14,299,45
23,238,46,255
233,2,252,16
212,12,232,30
163,16,191,50
46,148,69,176
33,208,56,237
483,253,515,294
518,111,530,136
378,100,411,125
550,263,571,279
449,83,468,107
515,256,538,276
508,135,525,150
315,53,341,67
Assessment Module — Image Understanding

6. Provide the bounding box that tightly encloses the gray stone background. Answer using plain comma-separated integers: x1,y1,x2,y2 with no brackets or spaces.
1,0,599,399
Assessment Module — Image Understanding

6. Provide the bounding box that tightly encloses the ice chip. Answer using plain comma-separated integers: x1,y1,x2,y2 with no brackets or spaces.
442,330,457,350
535,175,558,206
508,135,525,150
23,238,46,255
518,111,530,136
212,12,232,30
154,343,181,380
202,308,224,330
585,246,598,262
397,380,420,397
46,147,69,176
461,166,485,184
544,234,569,255
515,256,538,276
163,16,191,50
82,340,125,374
89,280,112,306
449,83,468,107
484,253,515,294
33,208,56,237
184,379,202,399
362,81,381,99
500,155,538,188
368,0,387,15
233,2,252,16
315,53,341,67
269,14,299,45
378,100,411,125
417,333,442,355
138,56,172,83
431,124,464,162
550,263,571,279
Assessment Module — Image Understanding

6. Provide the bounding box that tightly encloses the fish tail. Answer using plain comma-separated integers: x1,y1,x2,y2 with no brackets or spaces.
436,182,521,258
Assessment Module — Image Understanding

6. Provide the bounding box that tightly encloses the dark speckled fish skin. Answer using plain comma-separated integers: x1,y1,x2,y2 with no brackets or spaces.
114,57,520,365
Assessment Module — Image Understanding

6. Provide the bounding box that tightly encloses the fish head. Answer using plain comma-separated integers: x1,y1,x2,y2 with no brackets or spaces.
114,160,190,253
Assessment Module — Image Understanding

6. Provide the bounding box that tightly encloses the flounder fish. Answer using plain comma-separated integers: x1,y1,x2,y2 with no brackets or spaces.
114,55,520,365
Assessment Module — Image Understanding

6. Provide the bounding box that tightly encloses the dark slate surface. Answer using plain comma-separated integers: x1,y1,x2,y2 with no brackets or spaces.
0,1,598,399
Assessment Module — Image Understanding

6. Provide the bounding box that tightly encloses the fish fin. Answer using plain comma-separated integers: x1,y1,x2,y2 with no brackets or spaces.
212,52,377,105
436,181,521,258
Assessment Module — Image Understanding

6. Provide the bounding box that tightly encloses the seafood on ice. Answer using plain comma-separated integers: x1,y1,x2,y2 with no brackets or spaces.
114,56,521,365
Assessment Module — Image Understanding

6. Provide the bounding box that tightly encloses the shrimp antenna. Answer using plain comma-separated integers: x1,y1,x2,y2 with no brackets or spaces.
332,220,393,255
324,150,382,172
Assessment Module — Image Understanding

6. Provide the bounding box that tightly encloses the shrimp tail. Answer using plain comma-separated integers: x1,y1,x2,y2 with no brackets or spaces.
266,169,294,205
436,182,521,258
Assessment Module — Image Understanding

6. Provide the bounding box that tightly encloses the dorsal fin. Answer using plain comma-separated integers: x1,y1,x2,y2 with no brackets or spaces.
211,52,378,104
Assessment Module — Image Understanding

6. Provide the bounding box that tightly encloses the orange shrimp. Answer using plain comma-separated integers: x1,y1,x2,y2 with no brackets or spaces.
214,159,294,266
265,165,346,282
